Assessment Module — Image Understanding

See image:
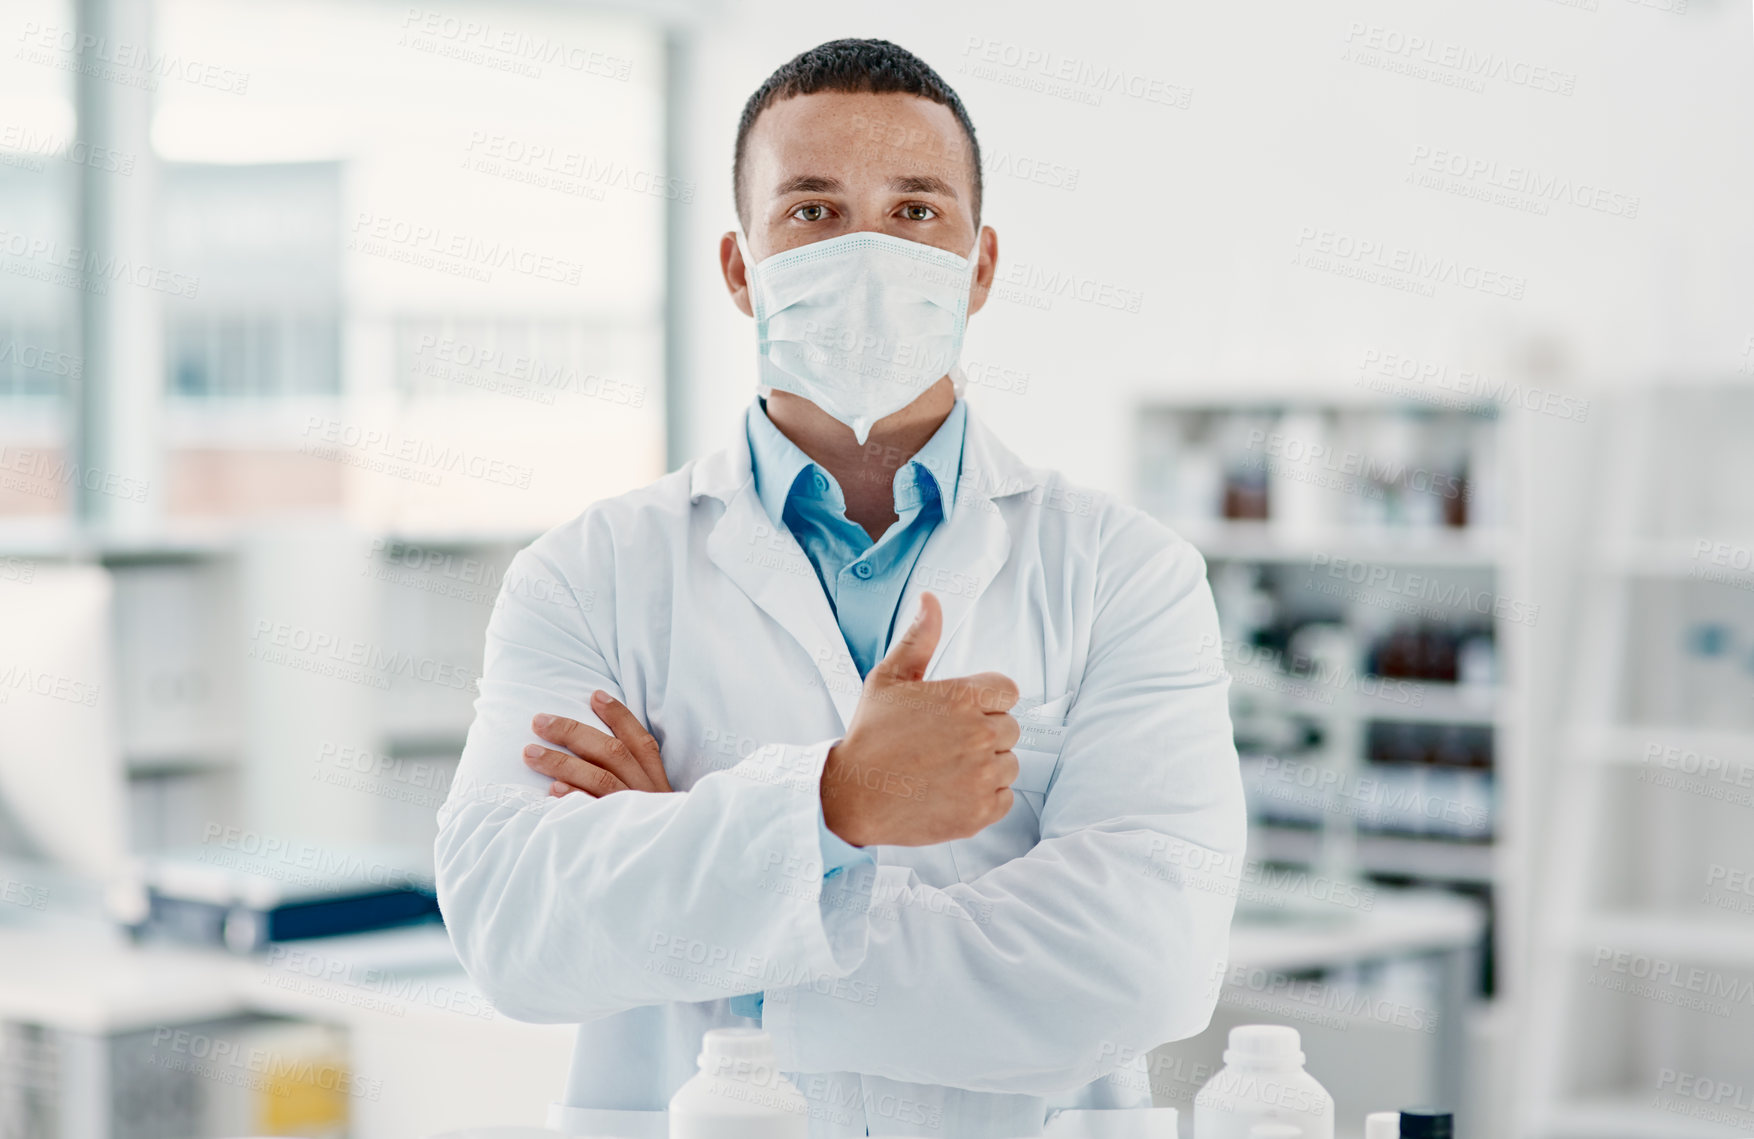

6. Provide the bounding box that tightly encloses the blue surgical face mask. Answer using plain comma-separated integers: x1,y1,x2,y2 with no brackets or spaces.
737,228,979,444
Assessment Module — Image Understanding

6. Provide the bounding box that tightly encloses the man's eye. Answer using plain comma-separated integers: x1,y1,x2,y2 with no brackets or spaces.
792,204,828,222
902,204,936,221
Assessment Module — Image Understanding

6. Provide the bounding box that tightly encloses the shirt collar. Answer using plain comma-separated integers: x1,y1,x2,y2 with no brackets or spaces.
746,397,967,528
907,398,966,521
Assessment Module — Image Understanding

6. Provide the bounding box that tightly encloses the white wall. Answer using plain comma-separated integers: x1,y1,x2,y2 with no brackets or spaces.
674,0,1754,496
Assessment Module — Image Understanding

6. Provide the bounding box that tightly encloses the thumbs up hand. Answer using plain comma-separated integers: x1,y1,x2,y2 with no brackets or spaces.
821,593,1022,848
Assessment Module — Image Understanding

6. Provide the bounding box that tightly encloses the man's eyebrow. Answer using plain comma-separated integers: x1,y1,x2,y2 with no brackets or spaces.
771,173,959,199
773,174,844,197
892,174,957,199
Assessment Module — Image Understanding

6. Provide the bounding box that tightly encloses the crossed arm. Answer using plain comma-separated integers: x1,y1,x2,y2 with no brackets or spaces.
436,521,1246,1094
521,590,1022,850
522,688,674,798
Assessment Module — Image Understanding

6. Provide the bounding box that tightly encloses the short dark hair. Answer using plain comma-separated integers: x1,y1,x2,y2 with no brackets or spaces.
733,38,982,230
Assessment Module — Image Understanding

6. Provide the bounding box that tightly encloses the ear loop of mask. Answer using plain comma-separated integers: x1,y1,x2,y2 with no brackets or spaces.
733,225,776,400
949,238,981,398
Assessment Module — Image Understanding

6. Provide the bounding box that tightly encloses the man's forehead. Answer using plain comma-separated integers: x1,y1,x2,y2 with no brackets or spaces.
748,91,971,180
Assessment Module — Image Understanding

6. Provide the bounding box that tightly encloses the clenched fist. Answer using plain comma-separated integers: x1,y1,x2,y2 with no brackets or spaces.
821,592,1020,847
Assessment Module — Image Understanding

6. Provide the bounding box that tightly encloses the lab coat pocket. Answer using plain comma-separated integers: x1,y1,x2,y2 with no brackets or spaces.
1012,692,1073,797
948,693,1071,883
1013,740,1062,797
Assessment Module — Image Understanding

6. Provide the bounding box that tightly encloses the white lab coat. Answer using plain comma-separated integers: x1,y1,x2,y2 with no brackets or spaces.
435,402,1246,1138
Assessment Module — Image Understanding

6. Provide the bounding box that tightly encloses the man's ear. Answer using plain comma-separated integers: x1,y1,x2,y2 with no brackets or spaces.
720,231,754,318
967,225,999,317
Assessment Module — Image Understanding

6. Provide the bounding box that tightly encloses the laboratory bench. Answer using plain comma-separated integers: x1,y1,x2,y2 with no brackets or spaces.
0,889,1484,1139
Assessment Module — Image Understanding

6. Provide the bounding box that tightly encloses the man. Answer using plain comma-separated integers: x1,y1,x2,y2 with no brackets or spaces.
436,38,1245,1138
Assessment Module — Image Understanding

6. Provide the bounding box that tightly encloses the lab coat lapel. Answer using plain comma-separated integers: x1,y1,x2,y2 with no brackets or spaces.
901,405,1041,679
695,427,865,730
691,401,1043,719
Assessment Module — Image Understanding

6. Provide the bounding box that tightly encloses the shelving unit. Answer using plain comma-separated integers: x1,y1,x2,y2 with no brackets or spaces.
1135,392,1531,1014
1167,518,1508,568
1520,384,1754,1139
1250,826,1498,884
1566,728,1754,769
8,525,536,865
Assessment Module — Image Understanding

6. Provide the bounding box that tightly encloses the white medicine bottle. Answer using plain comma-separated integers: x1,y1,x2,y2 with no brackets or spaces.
667,1028,809,1139
1193,1025,1334,1139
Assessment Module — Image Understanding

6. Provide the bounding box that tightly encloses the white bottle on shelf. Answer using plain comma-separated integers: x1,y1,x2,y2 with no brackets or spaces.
667,1029,807,1139
1465,415,1500,534
1456,634,1497,690
1334,411,1393,528
1269,410,1330,538
1176,440,1225,523
1193,1025,1334,1139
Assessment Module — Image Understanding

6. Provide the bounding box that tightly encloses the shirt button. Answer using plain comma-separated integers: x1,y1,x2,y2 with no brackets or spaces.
852,561,874,579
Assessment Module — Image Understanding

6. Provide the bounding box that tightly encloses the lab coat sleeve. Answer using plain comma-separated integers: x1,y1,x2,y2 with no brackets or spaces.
818,803,876,874
434,535,882,1024
761,507,1248,1095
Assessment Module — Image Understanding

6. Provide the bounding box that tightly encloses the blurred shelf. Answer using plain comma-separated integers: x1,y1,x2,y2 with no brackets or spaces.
125,751,236,776
0,924,251,1035
0,520,539,560
1162,518,1507,567
378,526,541,550
0,519,239,561
1250,823,1497,884
1227,887,1487,973
1138,386,1501,412
1565,725,1754,766
383,731,470,758
1359,681,1501,724
1227,659,1339,707
1538,1095,1752,1138
1575,912,1754,967
1607,537,1754,581
1231,662,1502,725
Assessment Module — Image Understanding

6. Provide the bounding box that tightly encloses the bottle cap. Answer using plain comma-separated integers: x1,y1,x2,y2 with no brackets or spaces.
697,1027,776,1076
1223,1024,1304,1067
1366,1111,1401,1139
1400,1108,1453,1139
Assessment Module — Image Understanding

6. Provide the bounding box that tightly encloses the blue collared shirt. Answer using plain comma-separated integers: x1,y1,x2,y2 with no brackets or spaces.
728,396,966,1022
750,397,966,674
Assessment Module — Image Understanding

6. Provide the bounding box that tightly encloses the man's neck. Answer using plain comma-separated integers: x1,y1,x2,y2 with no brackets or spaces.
764,376,955,541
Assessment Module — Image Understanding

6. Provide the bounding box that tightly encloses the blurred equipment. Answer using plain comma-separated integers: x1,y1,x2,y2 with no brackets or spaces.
0,1012,353,1139
124,846,440,954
